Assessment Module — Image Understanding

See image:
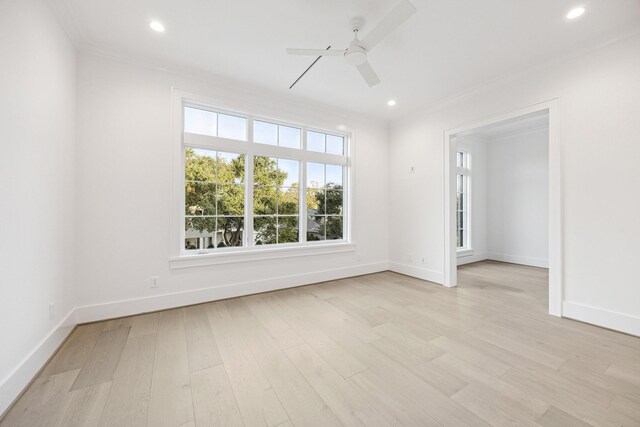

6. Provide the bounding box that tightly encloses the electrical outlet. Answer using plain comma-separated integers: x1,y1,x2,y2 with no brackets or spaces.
49,303,55,320
421,256,426,264
409,166,415,173
150,276,159,288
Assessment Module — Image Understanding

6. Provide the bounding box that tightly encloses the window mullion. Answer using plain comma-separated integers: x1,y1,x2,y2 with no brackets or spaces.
300,127,307,243
246,116,255,248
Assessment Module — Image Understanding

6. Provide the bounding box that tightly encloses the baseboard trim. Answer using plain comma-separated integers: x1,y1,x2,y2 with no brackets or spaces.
487,253,549,268
0,309,76,417
457,252,489,266
75,262,389,324
388,262,444,285
562,301,640,337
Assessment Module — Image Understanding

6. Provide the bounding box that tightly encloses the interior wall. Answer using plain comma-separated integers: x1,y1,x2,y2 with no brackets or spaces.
74,52,389,318
487,129,549,267
455,136,488,266
0,0,77,413
389,33,640,335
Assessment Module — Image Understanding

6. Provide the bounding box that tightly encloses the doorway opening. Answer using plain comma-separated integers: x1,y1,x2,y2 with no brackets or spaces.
443,100,562,317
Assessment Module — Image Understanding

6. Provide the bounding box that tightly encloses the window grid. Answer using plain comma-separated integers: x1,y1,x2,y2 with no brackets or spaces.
182,104,349,254
456,150,470,250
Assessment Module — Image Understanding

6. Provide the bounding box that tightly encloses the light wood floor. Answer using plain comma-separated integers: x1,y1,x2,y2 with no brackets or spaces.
3,261,640,426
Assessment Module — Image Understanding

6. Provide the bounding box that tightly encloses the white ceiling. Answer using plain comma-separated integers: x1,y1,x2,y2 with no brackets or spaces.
53,0,640,120
463,110,549,140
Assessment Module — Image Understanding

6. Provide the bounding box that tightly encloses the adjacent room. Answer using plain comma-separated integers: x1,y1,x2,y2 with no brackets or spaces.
1,0,639,425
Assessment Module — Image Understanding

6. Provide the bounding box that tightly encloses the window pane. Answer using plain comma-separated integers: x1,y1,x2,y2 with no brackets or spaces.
326,135,344,155
185,217,215,249
457,230,462,247
185,148,216,182
278,159,299,187
217,152,244,184
254,185,276,215
325,190,343,215
457,193,464,210
254,120,277,146
278,216,299,243
308,189,325,214
217,184,244,216
457,175,464,193
218,113,247,140
457,211,464,229
254,156,278,186
254,216,277,245
457,152,463,167
184,107,216,136
217,217,244,247
185,182,216,215
326,216,343,240
278,188,299,215
307,216,325,241
326,164,343,188
307,162,324,188
185,237,200,251
279,125,301,149
307,131,325,152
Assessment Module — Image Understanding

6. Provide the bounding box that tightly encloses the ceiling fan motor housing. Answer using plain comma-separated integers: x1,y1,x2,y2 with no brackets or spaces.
345,43,368,66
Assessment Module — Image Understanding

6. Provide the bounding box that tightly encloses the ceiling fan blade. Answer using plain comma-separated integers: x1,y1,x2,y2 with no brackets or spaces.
289,46,333,89
356,61,381,87
362,0,416,51
287,48,345,56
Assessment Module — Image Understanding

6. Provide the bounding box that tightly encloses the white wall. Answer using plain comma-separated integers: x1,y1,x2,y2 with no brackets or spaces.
455,136,488,266
487,129,549,267
0,0,76,414
389,33,640,335
74,52,389,320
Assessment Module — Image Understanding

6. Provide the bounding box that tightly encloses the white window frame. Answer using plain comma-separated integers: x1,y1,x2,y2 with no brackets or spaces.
169,89,355,268
456,149,472,255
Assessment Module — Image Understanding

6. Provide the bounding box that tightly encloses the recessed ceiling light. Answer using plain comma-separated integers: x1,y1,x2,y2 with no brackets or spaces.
566,7,585,20
387,100,397,106
150,21,165,32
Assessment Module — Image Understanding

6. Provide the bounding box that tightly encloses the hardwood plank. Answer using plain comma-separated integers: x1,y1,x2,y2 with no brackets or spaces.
224,299,342,427
190,365,244,427
183,305,222,372
99,333,156,427
57,381,111,426
147,309,194,427
70,326,130,390
538,406,591,427
206,301,289,427
128,312,159,338
285,343,390,426
41,323,104,377
0,370,79,427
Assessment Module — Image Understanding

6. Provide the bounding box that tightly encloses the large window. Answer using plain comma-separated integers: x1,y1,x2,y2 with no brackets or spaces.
181,104,349,254
456,150,470,250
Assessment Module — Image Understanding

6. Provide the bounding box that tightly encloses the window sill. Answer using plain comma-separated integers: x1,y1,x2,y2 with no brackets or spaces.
169,242,356,269
457,248,473,258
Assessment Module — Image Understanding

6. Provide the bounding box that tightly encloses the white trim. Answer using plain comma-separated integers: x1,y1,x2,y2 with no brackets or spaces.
457,248,473,257
562,301,640,337
443,99,563,317
169,242,356,269
75,262,388,324
0,309,76,416
487,253,549,269
388,262,444,285
457,252,488,266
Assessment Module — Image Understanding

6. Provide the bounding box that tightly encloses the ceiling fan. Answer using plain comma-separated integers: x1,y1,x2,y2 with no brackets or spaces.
287,0,417,89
